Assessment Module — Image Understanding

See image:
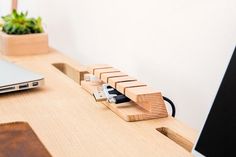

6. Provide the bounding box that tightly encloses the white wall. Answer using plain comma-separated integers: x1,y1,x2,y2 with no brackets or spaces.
1,0,236,129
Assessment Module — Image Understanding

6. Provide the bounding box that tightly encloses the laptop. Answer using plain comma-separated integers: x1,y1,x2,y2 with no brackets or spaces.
0,59,44,94
192,47,236,157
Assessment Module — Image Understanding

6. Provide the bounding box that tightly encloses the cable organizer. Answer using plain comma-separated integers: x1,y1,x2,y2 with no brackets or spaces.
81,64,168,122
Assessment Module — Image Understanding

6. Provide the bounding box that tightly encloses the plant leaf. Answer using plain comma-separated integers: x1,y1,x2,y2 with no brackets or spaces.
1,10,44,35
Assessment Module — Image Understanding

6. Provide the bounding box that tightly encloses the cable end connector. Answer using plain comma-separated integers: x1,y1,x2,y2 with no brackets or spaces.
93,91,107,102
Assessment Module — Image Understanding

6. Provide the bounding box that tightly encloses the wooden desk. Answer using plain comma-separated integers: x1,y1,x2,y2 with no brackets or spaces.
0,49,197,157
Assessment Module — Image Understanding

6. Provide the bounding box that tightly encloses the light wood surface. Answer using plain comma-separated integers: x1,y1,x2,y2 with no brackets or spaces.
0,49,197,157
83,65,168,122
81,80,169,122
101,72,128,83
116,81,146,94
125,86,164,112
81,80,103,94
94,68,120,78
0,32,49,56
108,76,137,88
87,64,112,74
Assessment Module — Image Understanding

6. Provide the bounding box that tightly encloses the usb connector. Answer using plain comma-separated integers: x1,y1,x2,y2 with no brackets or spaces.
93,84,130,104
93,91,107,102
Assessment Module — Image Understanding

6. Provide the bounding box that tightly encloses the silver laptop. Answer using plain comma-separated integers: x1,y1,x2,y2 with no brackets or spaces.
192,47,236,157
0,59,44,94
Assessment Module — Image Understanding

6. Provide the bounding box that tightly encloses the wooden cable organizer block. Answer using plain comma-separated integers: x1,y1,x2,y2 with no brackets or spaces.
81,64,168,122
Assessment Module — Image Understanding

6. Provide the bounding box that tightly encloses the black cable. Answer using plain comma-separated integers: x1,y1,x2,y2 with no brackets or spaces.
163,96,176,117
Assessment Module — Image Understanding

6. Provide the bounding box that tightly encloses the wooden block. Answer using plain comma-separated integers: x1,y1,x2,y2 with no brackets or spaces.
87,64,112,74
102,100,168,121
52,63,88,85
101,72,128,83
0,32,49,56
80,81,167,121
94,68,120,79
81,80,103,95
125,86,167,117
108,76,137,88
116,81,147,94
102,101,150,121
125,86,161,101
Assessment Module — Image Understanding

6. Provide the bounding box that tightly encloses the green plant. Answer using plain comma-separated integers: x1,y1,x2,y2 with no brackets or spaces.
1,10,44,35
0,18,4,30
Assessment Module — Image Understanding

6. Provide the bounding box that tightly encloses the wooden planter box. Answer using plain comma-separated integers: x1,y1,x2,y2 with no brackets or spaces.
0,32,49,56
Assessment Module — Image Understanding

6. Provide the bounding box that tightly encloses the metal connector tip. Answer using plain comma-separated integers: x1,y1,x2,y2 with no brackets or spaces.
93,91,107,102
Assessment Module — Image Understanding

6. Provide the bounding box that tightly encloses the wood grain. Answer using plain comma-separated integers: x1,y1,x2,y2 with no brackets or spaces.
81,81,167,121
157,127,194,152
116,81,147,94
83,65,168,121
87,64,112,74
0,122,52,157
108,76,137,88
0,32,49,56
0,49,197,157
52,63,88,85
101,72,128,83
125,86,163,111
81,80,103,94
94,68,120,78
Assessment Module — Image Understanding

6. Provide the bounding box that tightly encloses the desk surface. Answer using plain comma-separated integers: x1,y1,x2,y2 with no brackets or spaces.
0,49,197,157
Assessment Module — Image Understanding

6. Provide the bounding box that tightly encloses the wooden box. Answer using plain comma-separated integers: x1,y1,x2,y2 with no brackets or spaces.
0,32,49,56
